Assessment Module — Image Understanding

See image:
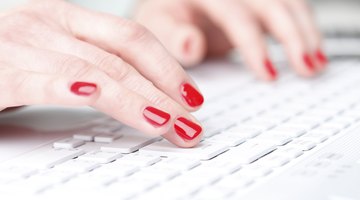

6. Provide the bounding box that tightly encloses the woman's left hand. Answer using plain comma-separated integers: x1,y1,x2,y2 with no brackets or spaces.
135,0,328,81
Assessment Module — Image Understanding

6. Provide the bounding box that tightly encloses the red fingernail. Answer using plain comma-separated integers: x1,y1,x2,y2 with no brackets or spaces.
143,106,171,127
303,53,315,71
181,83,204,107
174,117,202,140
264,58,277,79
315,49,328,65
70,82,97,96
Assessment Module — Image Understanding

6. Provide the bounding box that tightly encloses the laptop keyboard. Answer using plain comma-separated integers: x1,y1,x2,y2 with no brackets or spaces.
1,60,360,199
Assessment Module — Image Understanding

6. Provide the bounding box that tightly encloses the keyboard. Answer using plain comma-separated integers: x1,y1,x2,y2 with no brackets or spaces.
1,58,360,199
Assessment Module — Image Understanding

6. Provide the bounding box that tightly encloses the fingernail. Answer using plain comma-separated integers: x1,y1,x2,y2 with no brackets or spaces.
181,83,204,107
303,53,315,71
264,58,277,79
315,49,328,65
70,82,97,96
174,117,202,140
143,106,171,127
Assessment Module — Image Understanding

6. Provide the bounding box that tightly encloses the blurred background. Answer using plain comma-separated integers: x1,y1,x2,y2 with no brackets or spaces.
1,0,360,36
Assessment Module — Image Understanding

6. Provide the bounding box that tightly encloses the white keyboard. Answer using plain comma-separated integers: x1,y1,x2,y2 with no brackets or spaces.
1,59,360,200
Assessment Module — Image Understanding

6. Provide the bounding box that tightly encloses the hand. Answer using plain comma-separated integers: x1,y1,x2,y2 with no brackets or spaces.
0,0,204,147
135,0,328,80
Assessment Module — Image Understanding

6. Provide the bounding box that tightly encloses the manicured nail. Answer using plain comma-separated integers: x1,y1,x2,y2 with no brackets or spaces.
70,82,97,96
174,117,202,140
143,106,171,127
181,83,204,107
264,58,277,79
315,49,328,65
303,53,315,71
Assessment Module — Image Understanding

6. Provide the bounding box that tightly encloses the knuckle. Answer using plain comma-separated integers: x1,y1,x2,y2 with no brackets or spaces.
95,55,132,81
118,19,151,42
59,58,93,78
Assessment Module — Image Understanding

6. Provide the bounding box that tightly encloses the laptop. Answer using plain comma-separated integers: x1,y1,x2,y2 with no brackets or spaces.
1,1,360,200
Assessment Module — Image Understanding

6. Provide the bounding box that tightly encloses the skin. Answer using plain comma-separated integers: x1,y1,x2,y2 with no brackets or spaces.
135,0,327,80
0,0,202,147
0,0,326,148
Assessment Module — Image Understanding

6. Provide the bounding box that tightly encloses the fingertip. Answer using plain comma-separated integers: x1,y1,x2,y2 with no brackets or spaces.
174,25,207,67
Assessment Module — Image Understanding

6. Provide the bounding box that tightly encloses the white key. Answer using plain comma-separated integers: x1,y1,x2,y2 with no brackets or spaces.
272,125,306,137
311,126,340,136
78,150,122,164
30,170,76,184
301,132,329,143
256,133,293,146
234,164,272,178
92,163,139,177
91,124,120,133
257,154,290,168
132,165,180,181
243,120,276,130
206,132,247,147
275,147,303,158
201,160,242,174
287,139,316,151
94,133,122,143
156,157,201,171
225,126,261,138
225,141,276,164
18,148,85,169
53,138,85,149
101,132,160,153
140,141,229,160
0,166,37,179
73,132,99,141
194,186,234,200
216,176,254,189
55,159,100,173
115,154,161,167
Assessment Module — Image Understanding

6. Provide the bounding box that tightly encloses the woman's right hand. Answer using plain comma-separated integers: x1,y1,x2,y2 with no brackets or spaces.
0,0,204,147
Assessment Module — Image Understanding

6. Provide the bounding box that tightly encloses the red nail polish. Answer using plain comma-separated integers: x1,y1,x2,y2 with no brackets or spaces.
303,53,315,71
70,82,97,96
143,106,171,126
315,49,328,65
181,83,204,107
264,58,277,79
174,117,202,140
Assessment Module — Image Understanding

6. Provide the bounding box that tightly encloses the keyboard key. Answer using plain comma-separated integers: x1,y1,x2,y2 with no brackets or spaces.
132,165,180,181
287,139,316,151
140,141,229,160
194,186,234,199
73,132,99,142
256,133,293,146
55,159,100,173
257,154,290,168
94,133,123,143
53,138,85,149
0,166,37,179
225,126,261,138
275,147,303,158
78,150,122,164
101,132,160,153
301,132,329,143
206,132,247,147
224,142,276,164
234,164,273,178
156,157,201,171
18,148,85,169
92,163,139,177
115,154,161,167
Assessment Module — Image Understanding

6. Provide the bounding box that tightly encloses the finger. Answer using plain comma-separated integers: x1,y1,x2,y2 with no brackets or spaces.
0,67,100,107
246,0,317,77
282,0,328,69
135,4,207,67
0,47,202,147
195,0,278,81
57,2,204,110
